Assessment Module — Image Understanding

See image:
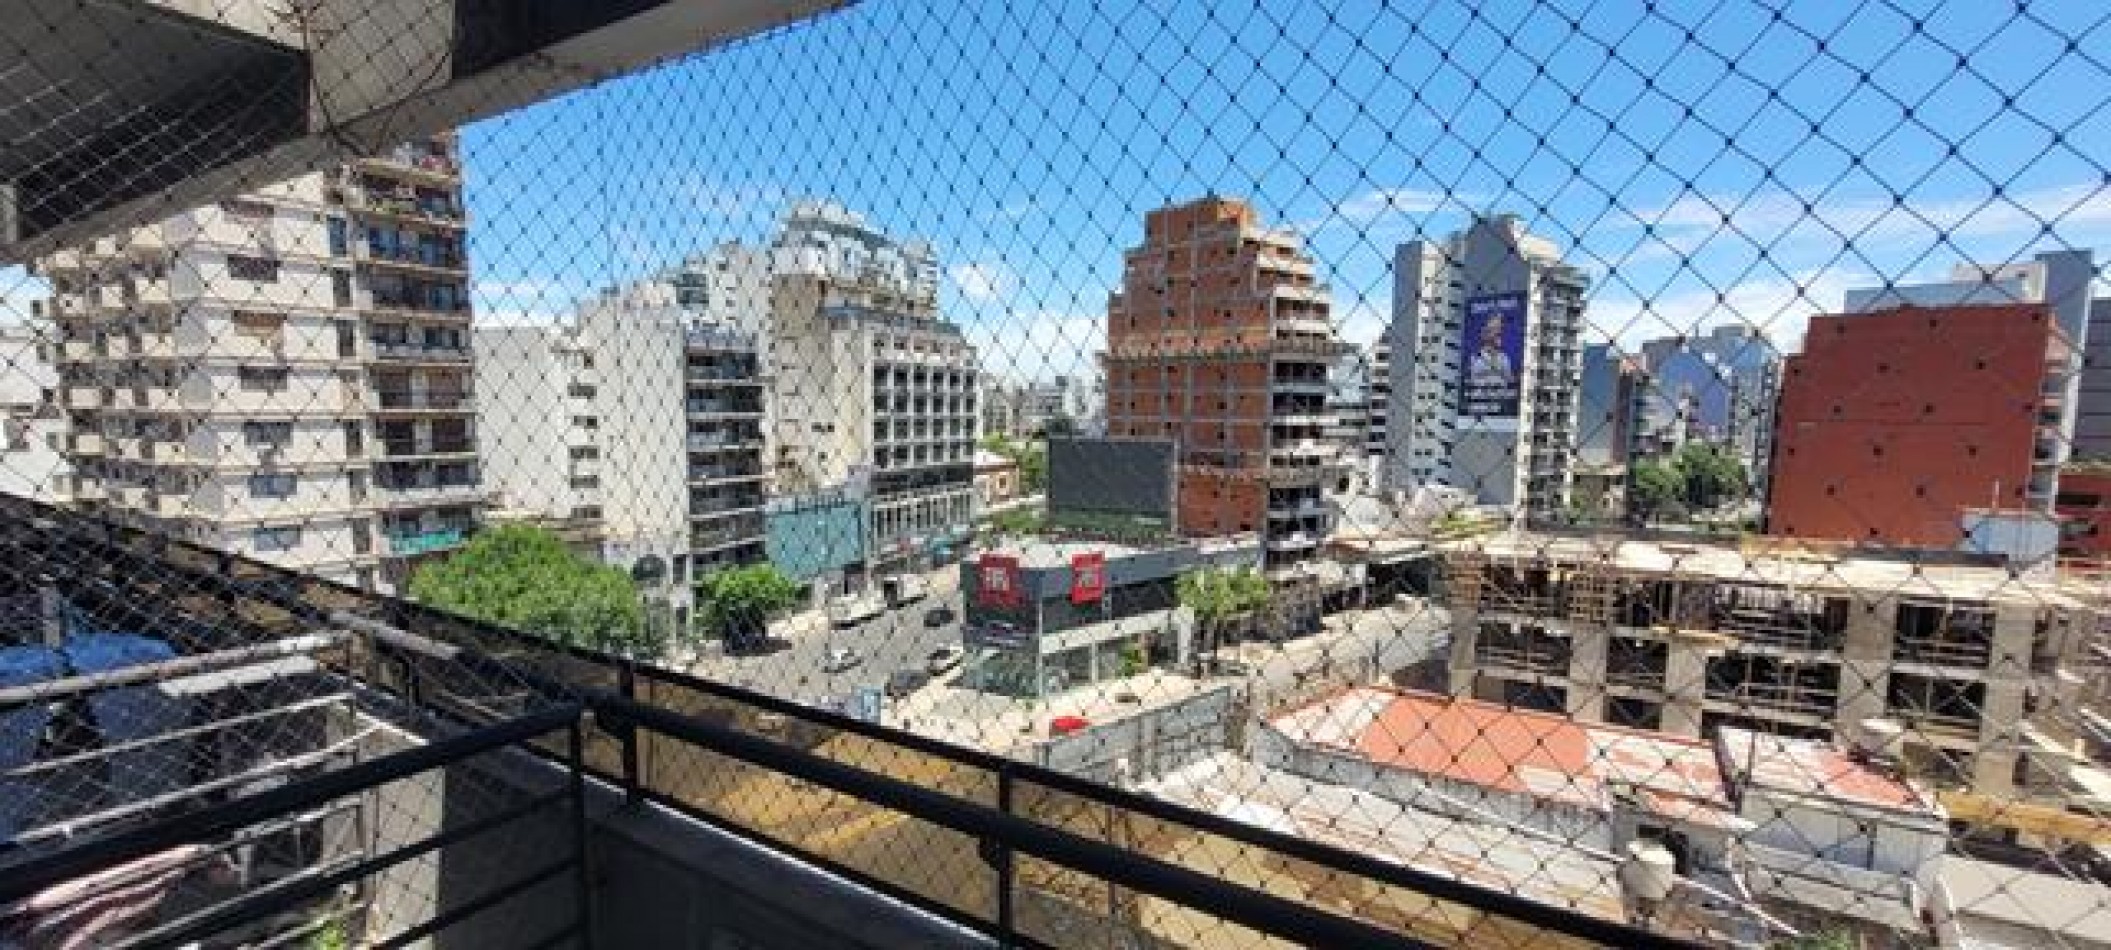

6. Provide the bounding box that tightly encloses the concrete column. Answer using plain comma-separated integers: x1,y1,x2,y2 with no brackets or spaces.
1566,622,1608,723
1837,593,1896,734
1988,601,2038,682
1447,610,1479,696
1661,640,1708,738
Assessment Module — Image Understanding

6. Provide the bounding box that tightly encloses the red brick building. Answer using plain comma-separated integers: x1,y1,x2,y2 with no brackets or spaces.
1103,197,1341,574
1768,303,2070,547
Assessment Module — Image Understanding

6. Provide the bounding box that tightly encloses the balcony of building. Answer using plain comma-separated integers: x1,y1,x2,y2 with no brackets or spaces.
1710,583,1848,652
1703,659,1840,720
1893,600,1997,669
1607,636,1669,691
1888,672,1988,744
354,141,464,184
1474,623,1573,677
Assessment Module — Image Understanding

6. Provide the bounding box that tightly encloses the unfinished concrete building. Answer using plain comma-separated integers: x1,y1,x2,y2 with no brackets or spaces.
1440,533,2098,800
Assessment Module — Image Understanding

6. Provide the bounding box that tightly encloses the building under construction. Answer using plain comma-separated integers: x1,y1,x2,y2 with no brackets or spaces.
1439,532,2103,808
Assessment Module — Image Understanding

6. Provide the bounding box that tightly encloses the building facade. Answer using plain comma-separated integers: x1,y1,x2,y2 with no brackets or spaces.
1769,303,2068,547
1573,343,1648,521
1385,215,1589,519
1635,325,1781,491
753,202,976,571
1,326,70,503
1441,533,2094,800
1102,197,1343,576
474,282,767,626
38,137,480,592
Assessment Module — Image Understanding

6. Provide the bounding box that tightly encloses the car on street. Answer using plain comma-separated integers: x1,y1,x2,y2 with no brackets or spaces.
925,645,964,675
922,605,956,627
823,646,863,673
885,668,931,699
826,592,885,627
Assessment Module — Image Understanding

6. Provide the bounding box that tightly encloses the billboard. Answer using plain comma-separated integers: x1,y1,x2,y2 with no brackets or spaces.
976,554,1023,608
1460,292,1526,424
1070,551,1106,604
1047,437,1176,524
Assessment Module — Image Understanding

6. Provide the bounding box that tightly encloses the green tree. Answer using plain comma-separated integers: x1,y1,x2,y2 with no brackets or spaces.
1772,931,1854,950
696,564,802,648
989,508,1043,536
980,432,1017,455
1177,567,1271,665
1672,441,1749,511
1018,441,1048,492
409,524,650,655
1629,459,1686,524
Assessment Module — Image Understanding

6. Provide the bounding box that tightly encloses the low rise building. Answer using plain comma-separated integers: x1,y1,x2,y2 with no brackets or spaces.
958,535,1258,697
973,448,1019,506
1251,686,1957,941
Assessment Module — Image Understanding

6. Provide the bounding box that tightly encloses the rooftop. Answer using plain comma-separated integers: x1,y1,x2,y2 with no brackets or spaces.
986,538,1144,568
1444,530,2083,606
1269,687,1738,830
1715,727,1939,816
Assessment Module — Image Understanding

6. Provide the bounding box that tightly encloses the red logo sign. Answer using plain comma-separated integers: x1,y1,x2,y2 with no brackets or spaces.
978,554,1022,607
1070,551,1106,604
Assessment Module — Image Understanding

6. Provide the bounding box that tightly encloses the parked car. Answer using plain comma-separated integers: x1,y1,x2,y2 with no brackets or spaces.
925,645,964,675
922,605,956,627
885,668,931,699
823,646,863,673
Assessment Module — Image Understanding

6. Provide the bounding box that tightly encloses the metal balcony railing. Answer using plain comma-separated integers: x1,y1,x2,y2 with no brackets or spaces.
0,493,1694,950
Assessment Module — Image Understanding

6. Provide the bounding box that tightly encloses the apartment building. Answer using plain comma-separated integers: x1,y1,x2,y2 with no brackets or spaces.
37,137,479,591
1769,303,2069,547
1364,341,1390,469
1102,197,1343,576
1635,325,1781,488
1440,532,2095,799
1574,343,1647,518
682,322,769,576
0,326,70,502
694,202,977,571
1385,215,1589,519
474,282,765,624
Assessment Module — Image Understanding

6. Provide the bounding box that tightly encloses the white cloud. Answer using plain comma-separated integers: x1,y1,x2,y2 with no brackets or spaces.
949,261,1011,303
1607,180,2111,264
1587,269,1868,354
1300,187,1481,238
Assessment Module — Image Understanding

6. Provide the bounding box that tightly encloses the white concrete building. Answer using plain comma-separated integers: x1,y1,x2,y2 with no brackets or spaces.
1386,214,1588,519
38,138,481,591
0,325,70,503
681,202,979,571
475,281,766,624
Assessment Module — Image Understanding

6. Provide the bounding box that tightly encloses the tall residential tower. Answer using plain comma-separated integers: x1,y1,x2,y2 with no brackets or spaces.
1385,215,1589,520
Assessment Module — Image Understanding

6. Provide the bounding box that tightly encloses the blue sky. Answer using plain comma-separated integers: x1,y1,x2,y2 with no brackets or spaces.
10,0,2110,385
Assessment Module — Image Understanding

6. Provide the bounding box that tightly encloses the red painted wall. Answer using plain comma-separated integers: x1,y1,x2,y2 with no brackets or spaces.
1768,303,2061,548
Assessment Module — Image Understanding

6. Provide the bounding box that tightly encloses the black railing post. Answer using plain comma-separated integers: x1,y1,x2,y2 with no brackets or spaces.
568,715,598,950
994,764,1016,944
617,659,642,803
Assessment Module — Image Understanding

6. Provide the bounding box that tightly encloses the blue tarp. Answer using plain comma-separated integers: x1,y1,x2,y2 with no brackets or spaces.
0,645,63,838
62,633,191,805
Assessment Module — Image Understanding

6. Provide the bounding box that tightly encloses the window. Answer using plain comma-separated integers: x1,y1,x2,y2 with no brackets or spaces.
243,421,293,446
227,255,280,283
252,525,302,552
573,416,599,430
249,471,297,499
567,383,597,399
332,270,352,306
570,446,600,460
238,367,289,391
230,311,284,338
326,217,349,256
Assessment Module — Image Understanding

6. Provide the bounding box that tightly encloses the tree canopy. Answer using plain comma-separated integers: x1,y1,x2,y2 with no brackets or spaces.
408,524,650,655
1672,441,1750,511
696,563,802,644
1628,459,1686,523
